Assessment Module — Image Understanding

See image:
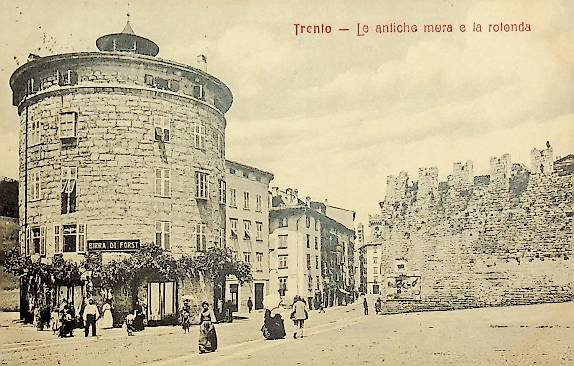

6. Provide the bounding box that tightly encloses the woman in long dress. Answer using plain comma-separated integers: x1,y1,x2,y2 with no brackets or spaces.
198,301,218,353
98,300,114,329
291,295,308,339
132,300,145,331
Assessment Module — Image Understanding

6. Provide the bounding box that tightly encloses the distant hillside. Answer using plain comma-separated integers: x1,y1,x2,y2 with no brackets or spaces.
0,217,18,293
0,178,18,218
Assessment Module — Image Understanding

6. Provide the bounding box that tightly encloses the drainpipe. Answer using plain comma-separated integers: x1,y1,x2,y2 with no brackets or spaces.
20,104,28,321
24,105,28,250
294,210,303,300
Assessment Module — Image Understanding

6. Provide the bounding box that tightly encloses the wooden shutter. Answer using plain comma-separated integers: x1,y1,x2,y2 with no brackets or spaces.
40,226,46,256
54,225,61,253
163,222,170,251
69,182,77,213
77,224,86,253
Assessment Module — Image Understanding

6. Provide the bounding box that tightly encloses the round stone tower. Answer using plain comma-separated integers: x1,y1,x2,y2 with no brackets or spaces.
10,21,233,261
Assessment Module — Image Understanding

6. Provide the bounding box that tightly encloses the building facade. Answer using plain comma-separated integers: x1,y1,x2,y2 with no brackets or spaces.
354,222,367,295
364,215,384,295
10,21,233,322
224,160,273,313
269,188,355,308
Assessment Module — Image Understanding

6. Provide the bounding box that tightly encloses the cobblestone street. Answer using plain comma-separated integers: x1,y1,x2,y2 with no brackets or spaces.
1,302,572,365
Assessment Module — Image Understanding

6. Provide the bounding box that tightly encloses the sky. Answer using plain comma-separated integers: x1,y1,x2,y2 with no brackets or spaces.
0,0,572,225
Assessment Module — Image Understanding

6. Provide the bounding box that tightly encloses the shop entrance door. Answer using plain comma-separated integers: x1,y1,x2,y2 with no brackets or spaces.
229,284,239,312
147,282,177,325
254,283,264,310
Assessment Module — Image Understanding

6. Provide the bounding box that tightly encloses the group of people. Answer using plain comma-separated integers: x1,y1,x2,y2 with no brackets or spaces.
49,298,114,338
177,299,218,353
362,295,384,315
261,295,309,341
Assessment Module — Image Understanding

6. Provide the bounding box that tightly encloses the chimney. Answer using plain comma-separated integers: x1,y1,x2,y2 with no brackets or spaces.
272,186,279,196
305,196,311,206
294,189,299,200
196,54,208,72
324,198,328,205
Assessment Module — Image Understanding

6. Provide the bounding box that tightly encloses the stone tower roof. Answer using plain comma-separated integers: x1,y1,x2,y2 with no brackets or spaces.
121,20,136,35
96,19,159,56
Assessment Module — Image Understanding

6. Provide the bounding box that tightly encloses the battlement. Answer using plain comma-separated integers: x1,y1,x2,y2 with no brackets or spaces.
417,167,439,199
449,161,474,188
385,171,409,203
531,142,554,175
489,153,512,184
383,144,566,206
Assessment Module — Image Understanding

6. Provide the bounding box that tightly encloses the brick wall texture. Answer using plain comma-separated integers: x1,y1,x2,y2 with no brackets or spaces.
375,162,573,313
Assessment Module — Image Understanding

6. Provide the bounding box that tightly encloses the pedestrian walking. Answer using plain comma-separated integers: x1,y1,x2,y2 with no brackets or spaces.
247,297,253,313
290,295,308,339
181,299,192,333
317,299,326,313
83,298,99,337
224,300,233,323
375,297,382,315
51,307,60,335
363,296,369,315
198,301,218,354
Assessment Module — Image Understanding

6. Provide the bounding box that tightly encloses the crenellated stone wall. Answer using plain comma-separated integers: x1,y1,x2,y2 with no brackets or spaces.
373,150,573,313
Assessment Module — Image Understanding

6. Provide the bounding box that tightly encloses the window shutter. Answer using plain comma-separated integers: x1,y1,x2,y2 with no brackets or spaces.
70,70,78,85
164,117,170,142
61,191,68,214
69,183,77,213
40,226,46,256
144,74,154,86
77,224,86,253
192,224,198,251
54,225,61,253
155,221,162,248
165,169,171,197
164,221,171,251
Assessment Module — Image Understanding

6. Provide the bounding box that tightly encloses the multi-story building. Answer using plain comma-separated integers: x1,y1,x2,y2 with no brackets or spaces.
354,222,367,295
365,215,384,295
269,188,355,308
10,20,233,321
224,160,273,313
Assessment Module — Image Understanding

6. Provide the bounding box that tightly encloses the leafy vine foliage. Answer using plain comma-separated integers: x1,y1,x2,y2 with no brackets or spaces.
2,244,252,310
